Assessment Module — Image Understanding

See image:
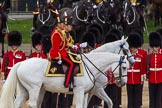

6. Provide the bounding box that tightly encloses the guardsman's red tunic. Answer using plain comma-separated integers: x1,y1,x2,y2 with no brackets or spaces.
127,51,145,84
29,50,47,59
149,49,162,83
1,50,26,78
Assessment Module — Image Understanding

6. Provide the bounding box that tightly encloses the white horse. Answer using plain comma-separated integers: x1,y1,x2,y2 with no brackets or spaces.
0,52,129,108
83,36,135,108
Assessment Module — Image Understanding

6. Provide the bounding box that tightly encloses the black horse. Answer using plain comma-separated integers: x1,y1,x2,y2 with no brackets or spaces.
0,2,8,57
121,0,143,35
32,0,57,32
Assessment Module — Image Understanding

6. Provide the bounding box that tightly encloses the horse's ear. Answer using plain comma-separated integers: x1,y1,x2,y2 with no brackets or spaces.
125,37,128,40
121,36,124,40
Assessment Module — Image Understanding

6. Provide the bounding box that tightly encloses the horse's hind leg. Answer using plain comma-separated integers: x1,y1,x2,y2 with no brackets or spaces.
95,88,113,108
28,87,41,108
15,81,28,108
37,87,46,108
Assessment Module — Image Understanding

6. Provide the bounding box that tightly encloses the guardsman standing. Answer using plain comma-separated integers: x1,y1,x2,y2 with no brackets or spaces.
1,31,26,80
148,32,162,108
29,32,47,59
130,29,147,108
127,33,145,108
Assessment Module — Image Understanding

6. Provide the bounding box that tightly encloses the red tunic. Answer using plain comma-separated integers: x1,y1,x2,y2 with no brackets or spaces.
28,50,47,59
1,50,26,78
138,48,147,75
49,27,67,60
127,51,144,84
148,50,162,83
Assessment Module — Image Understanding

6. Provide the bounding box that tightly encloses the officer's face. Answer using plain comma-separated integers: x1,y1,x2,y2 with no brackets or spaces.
58,23,66,30
65,25,73,32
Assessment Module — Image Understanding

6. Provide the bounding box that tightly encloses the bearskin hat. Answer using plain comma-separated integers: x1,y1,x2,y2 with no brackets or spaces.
31,32,43,48
108,29,122,39
8,30,22,46
130,29,144,44
87,27,101,44
105,33,119,43
87,23,104,37
149,32,162,47
80,31,96,48
127,33,142,48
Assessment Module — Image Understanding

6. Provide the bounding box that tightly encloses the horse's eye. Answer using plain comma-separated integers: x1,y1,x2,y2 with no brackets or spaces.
122,67,126,70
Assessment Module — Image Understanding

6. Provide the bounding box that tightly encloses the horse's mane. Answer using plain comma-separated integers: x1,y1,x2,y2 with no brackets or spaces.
90,39,126,53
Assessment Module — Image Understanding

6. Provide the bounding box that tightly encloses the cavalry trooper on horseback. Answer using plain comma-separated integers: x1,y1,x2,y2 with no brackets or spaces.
130,0,147,32
31,0,56,32
49,10,87,88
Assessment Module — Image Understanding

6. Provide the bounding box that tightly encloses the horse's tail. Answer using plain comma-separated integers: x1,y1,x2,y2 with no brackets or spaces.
0,62,21,108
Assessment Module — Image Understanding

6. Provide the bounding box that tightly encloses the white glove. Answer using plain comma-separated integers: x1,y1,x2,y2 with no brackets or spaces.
71,45,78,49
80,42,88,48
93,5,97,9
131,3,136,6
57,59,62,64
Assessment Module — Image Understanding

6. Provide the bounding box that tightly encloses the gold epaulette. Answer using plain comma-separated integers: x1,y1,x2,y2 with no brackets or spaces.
33,11,39,14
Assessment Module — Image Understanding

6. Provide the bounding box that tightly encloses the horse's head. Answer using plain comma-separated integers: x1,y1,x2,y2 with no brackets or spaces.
72,0,96,24
117,36,135,66
112,55,129,87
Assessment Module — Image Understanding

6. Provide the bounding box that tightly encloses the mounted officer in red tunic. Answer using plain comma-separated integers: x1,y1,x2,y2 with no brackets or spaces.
49,10,74,88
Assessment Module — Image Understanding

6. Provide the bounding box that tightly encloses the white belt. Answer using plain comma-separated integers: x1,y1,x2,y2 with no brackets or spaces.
7,67,12,69
128,69,140,72
150,68,162,71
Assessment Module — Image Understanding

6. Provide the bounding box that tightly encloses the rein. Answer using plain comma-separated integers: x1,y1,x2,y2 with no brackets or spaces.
80,52,126,86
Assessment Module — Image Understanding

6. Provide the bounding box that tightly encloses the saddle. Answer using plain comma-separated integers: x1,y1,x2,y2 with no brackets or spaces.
45,52,83,77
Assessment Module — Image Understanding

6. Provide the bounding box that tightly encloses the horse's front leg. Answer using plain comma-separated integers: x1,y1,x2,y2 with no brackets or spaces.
73,87,85,108
95,88,113,108
83,93,89,108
